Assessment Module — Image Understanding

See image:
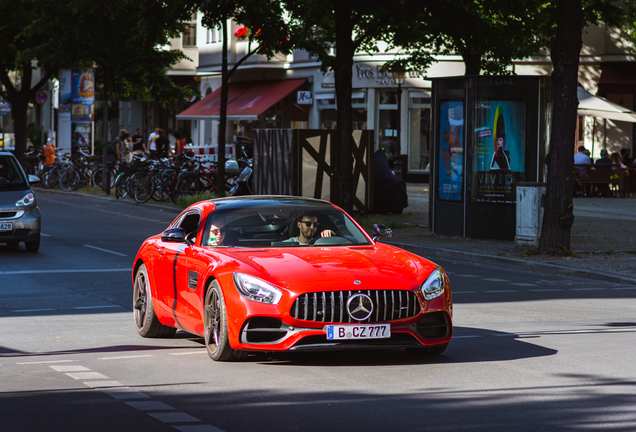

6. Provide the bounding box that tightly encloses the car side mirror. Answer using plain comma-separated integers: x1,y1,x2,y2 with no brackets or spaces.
371,224,392,241
161,227,188,243
28,174,41,184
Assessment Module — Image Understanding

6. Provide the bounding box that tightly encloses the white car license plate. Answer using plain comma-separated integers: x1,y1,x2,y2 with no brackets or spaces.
325,323,390,340
0,222,12,232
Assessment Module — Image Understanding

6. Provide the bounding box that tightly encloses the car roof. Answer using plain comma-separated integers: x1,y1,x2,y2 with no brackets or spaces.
207,196,336,211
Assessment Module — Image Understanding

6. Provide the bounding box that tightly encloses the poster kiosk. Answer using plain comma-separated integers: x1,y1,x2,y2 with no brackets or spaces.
430,76,550,241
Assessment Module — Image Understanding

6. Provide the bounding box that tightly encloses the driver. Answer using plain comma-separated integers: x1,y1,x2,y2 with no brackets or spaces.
207,223,226,246
284,214,335,246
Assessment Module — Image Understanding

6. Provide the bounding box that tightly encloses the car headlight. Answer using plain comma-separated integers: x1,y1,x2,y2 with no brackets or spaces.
233,273,283,305
16,193,35,207
421,269,445,301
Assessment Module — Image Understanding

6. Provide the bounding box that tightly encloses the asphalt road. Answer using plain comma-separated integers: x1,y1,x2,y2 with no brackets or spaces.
1,191,636,431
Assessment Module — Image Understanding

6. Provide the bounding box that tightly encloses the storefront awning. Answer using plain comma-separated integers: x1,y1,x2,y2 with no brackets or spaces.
176,79,307,121
577,87,636,123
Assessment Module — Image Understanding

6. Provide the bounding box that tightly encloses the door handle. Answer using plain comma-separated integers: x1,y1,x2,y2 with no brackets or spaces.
158,248,165,256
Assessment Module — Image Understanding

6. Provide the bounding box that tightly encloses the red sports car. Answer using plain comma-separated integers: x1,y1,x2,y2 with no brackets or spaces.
132,196,452,361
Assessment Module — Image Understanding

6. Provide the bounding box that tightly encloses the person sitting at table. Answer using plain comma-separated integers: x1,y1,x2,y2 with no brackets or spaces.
574,146,591,164
613,152,633,197
595,149,612,164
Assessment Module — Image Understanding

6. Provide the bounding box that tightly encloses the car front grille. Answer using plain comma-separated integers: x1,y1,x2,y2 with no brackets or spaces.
290,290,420,324
0,212,18,218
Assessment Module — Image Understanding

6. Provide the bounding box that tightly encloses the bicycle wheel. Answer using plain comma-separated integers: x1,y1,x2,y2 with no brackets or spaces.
92,167,116,189
59,168,81,191
132,172,155,203
176,174,203,199
153,169,176,202
41,166,61,189
115,174,129,199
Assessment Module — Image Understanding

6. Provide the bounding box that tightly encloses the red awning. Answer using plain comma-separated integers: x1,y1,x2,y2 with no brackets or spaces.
176,79,307,121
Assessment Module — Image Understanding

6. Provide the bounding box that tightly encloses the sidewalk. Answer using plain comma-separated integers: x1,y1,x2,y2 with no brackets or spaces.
375,185,636,284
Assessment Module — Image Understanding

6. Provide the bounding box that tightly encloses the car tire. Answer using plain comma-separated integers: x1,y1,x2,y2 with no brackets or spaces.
25,235,40,253
133,263,177,338
405,342,448,356
204,280,246,361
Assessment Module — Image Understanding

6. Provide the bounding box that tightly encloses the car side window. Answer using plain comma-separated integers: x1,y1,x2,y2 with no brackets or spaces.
176,212,200,241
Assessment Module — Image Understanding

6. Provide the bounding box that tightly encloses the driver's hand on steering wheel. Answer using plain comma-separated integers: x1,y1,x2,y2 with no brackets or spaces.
320,230,336,238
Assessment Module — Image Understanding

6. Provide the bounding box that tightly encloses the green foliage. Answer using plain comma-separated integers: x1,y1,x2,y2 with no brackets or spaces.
26,124,47,148
178,191,220,209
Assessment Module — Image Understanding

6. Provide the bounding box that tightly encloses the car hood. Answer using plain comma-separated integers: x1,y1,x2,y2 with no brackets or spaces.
220,245,433,291
0,188,33,210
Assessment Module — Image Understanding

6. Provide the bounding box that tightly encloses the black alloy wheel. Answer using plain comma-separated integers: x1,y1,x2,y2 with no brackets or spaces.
204,280,245,361
133,263,176,338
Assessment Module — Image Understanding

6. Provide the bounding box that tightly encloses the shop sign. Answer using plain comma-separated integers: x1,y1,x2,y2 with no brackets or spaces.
355,65,425,86
297,91,313,104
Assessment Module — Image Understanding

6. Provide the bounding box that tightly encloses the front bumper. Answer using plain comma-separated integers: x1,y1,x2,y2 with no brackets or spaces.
0,205,41,243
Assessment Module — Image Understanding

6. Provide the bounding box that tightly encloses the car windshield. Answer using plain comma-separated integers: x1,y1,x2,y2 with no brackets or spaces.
202,203,371,248
0,155,28,190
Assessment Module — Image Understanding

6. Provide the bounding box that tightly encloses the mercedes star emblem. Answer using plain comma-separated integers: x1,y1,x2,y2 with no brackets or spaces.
346,293,374,321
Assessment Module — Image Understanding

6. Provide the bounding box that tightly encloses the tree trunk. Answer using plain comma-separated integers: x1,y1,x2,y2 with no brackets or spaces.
333,0,355,212
217,18,228,195
462,52,482,76
102,73,110,194
538,0,582,253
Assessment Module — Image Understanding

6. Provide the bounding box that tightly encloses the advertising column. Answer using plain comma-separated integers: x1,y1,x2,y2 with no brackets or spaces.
70,69,95,155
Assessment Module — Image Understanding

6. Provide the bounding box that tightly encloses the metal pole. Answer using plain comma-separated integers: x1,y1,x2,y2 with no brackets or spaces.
394,83,403,181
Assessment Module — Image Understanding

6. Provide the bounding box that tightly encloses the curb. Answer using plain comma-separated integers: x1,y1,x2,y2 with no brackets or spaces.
388,241,635,285
33,187,182,215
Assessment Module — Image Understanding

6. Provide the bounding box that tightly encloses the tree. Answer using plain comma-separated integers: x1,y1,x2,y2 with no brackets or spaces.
284,0,399,211
0,0,57,167
198,0,295,194
25,0,194,192
388,0,549,75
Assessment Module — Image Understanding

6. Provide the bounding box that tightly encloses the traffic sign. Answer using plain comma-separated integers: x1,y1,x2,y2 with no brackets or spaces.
0,99,11,116
36,91,48,105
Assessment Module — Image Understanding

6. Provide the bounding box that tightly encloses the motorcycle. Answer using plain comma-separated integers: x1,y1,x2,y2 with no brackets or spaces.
229,163,253,196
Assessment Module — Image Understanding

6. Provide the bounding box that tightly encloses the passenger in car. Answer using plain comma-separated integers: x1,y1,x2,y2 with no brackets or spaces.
207,223,226,246
283,214,335,245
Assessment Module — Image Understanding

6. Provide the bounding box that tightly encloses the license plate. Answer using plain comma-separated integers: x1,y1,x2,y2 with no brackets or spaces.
0,222,12,232
325,323,391,340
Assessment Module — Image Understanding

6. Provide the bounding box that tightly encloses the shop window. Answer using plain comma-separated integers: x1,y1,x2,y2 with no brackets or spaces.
183,24,197,46
409,94,431,172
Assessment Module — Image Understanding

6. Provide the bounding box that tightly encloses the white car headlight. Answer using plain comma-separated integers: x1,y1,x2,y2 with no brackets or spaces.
16,193,35,207
233,273,283,305
421,269,445,301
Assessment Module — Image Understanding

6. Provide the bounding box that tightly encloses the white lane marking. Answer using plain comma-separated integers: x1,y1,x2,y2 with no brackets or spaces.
169,351,207,356
453,335,481,339
485,290,518,293
510,283,538,286
74,305,122,310
125,401,175,411
175,426,227,432
98,355,153,360
571,288,598,291
50,365,90,372
614,287,636,290
40,233,51,237
103,388,151,400
455,275,480,277
83,381,124,388
17,360,74,365
67,372,109,380
483,278,509,282
83,244,128,256
148,412,201,423
1,268,130,275
11,308,55,312
452,291,475,294
529,289,564,292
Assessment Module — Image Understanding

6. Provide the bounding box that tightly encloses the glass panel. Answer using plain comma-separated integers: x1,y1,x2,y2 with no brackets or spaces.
379,90,398,105
437,101,463,201
183,24,197,46
471,100,526,204
409,108,431,171
378,109,398,169
320,108,367,130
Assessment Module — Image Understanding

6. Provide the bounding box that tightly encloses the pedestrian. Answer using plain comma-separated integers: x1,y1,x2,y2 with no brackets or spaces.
154,129,170,159
148,126,160,160
131,128,145,156
112,129,127,163
116,132,131,163
173,131,185,156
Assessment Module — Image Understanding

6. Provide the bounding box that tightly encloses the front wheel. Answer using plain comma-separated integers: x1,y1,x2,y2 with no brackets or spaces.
25,235,40,253
59,168,80,191
133,263,176,338
204,281,245,361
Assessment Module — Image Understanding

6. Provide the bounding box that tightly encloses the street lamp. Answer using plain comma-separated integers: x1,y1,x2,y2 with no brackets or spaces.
393,69,406,181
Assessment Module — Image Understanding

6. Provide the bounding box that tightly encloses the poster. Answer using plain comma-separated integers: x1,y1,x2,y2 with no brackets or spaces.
71,69,95,121
471,100,526,203
71,122,91,155
438,101,463,201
